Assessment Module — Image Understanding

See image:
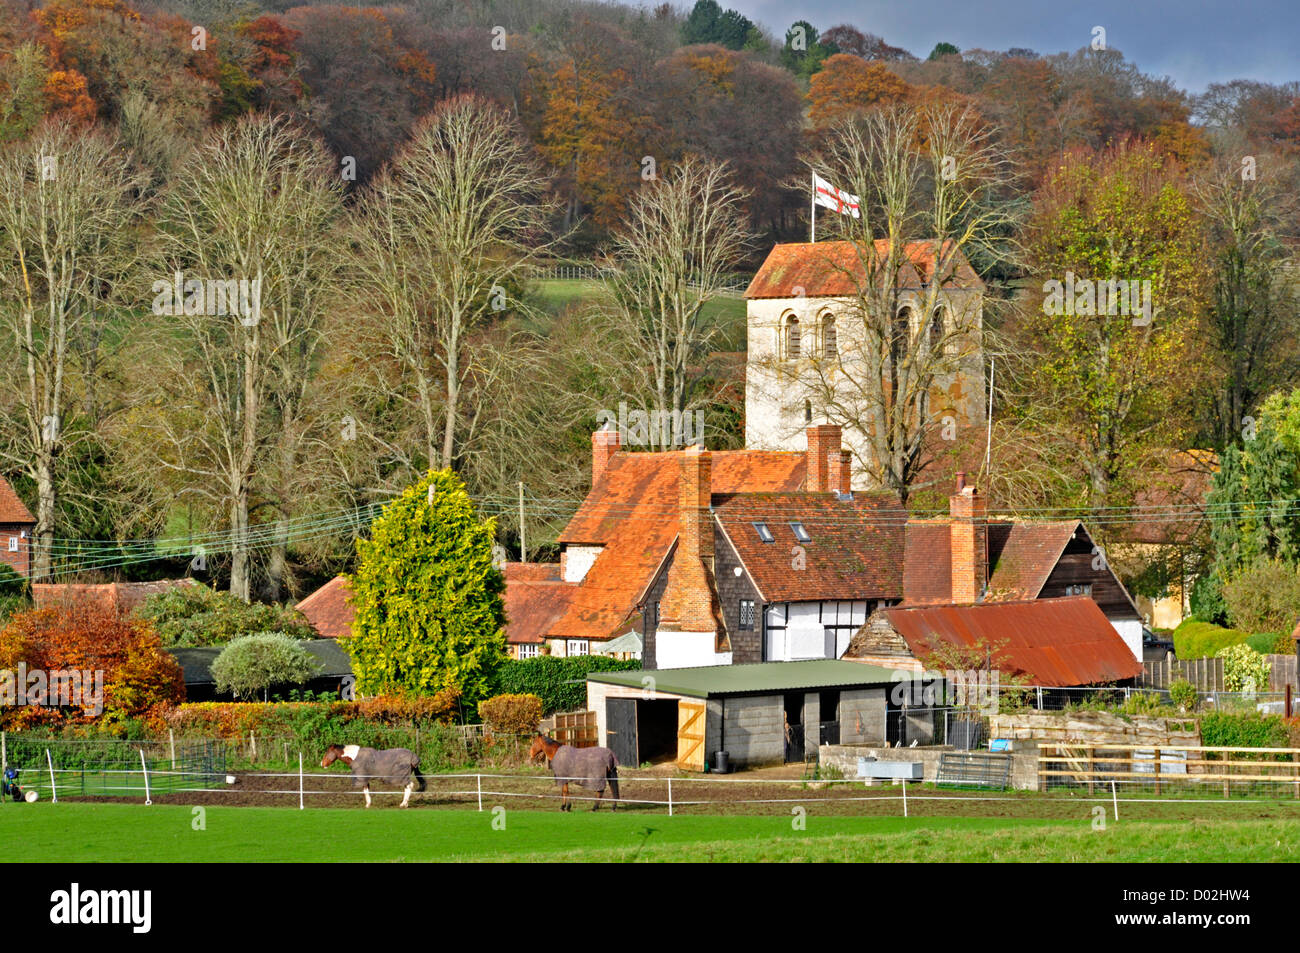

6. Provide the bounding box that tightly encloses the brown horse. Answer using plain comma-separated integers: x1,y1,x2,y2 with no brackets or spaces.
322,743,424,808
529,733,619,812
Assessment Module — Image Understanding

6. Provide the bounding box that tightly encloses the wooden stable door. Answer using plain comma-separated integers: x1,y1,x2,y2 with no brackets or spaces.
676,700,706,771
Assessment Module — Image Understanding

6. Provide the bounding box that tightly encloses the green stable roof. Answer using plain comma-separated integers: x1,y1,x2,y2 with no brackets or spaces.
587,659,922,699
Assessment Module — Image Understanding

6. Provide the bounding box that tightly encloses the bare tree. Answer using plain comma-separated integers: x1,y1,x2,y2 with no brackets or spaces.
774,104,1018,501
351,94,557,471
602,155,752,419
128,114,343,601
0,121,144,578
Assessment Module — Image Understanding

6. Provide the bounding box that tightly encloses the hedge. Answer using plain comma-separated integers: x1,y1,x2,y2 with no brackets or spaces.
1171,619,1251,659
1198,711,1290,749
490,655,640,714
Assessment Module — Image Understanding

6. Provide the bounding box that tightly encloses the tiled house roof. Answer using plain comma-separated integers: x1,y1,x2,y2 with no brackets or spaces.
745,240,985,299
0,478,34,524
33,578,197,614
865,597,1144,687
547,449,807,641
296,575,356,639
713,492,907,602
901,519,1080,605
503,563,575,645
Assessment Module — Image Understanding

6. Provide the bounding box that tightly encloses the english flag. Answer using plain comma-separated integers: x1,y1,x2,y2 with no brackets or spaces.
813,173,860,219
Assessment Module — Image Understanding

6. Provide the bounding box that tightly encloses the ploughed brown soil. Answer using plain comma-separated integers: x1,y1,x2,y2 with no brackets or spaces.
62,766,1300,821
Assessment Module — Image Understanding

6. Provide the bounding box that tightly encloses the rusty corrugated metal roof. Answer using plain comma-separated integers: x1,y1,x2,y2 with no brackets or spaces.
878,596,1142,687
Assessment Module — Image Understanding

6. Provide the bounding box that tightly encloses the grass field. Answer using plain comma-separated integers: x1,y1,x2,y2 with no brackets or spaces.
3,802,1297,862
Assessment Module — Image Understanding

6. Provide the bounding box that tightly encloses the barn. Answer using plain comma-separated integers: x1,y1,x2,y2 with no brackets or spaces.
586,659,927,771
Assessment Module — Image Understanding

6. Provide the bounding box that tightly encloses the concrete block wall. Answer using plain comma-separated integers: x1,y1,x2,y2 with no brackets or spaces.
717,695,785,767
839,688,886,744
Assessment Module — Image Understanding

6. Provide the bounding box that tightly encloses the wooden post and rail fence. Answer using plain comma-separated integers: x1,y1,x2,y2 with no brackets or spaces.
1038,742,1300,796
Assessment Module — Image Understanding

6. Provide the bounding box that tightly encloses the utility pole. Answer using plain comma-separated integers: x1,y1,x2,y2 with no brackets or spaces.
518,481,527,563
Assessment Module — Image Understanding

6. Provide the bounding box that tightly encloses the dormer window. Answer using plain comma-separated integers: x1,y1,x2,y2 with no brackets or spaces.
790,522,811,543
753,522,775,543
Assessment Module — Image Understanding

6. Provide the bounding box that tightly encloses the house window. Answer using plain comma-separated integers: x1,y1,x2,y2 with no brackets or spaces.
567,639,589,656
6,537,15,553
518,644,539,659
821,316,836,358
1065,584,1093,597
790,522,811,543
785,316,801,360
804,399,812,424
739,599,756,630
753,522,775,543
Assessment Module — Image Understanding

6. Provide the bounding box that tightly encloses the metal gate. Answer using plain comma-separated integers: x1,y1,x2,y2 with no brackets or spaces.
178,740,227,787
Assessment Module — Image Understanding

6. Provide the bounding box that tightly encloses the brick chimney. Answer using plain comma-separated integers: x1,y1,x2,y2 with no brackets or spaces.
658,445,718,632
949,471,987,604
806,424,841,492
828,450,852,496
591,423,620,486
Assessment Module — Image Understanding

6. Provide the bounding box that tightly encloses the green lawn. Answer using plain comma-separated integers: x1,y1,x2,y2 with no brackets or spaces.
3,802,1296,862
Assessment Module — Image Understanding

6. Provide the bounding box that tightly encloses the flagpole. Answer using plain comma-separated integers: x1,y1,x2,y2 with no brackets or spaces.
810,172,816,244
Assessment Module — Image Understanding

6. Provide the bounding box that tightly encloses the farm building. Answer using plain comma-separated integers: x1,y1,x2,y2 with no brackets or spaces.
586,659,928,770
296,575,355,639
33,578,197,612
845,596,1144,687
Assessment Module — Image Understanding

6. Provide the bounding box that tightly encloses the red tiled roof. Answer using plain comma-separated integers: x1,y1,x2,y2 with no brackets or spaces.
505,562,562,582
33,578,197,614
504,575,578,644
985,521,1079,601
745,240,985,300
901,519,1079,605
0,477,34,525
879,597,1143,687
548,449,807,641
296,575,355,639
714,492,907,602
1121,449,1217,545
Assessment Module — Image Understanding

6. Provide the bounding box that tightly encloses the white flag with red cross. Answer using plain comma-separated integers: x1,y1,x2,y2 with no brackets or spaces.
812,172,860,219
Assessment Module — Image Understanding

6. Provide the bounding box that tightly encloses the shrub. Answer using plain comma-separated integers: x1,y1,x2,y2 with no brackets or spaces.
1216,643,1272,693
1168,678,1197,712
1199,711,1290,748
211,633,319,701
1189,574,1228,626
1222,559,1300,632
347,469,505,707
478,693,543,733
135,584,317,648
0,603,183,729
490,655,641,714
1171,619,1250,659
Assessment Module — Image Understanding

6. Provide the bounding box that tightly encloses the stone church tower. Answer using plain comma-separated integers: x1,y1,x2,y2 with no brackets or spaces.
743,240,987,490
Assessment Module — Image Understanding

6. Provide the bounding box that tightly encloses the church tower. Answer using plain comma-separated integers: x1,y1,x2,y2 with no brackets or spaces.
743,240,987,490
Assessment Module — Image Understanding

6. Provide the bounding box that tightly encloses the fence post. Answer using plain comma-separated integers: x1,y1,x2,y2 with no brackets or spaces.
169,729,176,769
901,778,908,817
139,748,152,806
250,730,256,762
46,748,56,803
476,773,483,812
1111,779,1118,821
299,752,305,810
1036,686,1043,710
667,777,673,817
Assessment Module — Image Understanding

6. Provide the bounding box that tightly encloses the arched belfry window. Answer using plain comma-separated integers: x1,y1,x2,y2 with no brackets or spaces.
785,315,801,360
930,306,945,351
822,315,837,359
892,307,911,353
804,399,812,423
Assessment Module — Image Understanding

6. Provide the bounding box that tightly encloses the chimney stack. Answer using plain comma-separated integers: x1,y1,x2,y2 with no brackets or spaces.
828,450,852,496
805,424,841,492
591,423,620,486
658,445,717,632
949,473,988,604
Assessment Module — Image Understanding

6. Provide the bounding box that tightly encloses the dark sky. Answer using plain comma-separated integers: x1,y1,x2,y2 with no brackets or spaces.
727,0,1299,93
